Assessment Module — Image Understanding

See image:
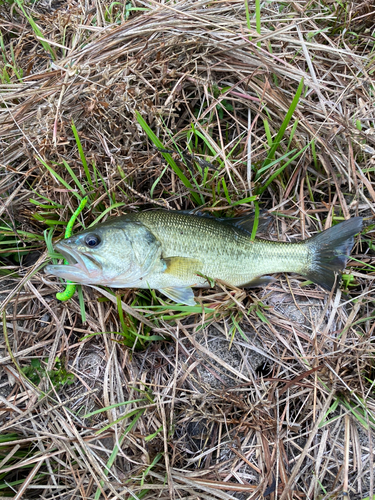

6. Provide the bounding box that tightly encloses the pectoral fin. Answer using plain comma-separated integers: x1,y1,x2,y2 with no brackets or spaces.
163,256,202,277
159,286,196,306
244,276,276,288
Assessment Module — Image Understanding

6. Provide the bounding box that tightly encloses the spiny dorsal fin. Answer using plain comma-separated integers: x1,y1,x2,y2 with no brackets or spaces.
175,209,272,235
218,211,272,235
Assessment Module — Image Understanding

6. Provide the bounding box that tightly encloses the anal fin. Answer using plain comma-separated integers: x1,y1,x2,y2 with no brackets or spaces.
244,276,276,288
159,286,196,306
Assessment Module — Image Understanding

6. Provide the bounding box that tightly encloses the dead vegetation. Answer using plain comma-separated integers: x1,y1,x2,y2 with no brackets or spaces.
0,0,375,498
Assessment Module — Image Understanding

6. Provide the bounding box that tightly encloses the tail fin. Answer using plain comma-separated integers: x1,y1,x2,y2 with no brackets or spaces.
304,217,363,291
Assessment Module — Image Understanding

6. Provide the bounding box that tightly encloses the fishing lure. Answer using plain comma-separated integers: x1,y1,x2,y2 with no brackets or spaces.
56,196,88,301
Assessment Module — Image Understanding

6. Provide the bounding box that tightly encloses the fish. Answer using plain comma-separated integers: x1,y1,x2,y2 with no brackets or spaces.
45,210,363,306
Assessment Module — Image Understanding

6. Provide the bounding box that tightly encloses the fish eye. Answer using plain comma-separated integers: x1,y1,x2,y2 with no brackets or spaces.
84,234,101,248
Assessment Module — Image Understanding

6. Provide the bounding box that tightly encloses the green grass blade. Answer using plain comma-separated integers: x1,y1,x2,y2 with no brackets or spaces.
231,194,257,206
38,157,82,201
77,285,86,323
61,160,86,195
255,148,297,181
263,78,304,168
88,203,126,227
144,426,163,443
83,399,145,418
255,0,261,47
263,118,272,147
71,120,93,188
250,201,259,241
15,0,55,59
94,410,145,500
150,165,168,198
244,0,251,37
221,178,232,204
135,111,201,204
287,119,299,149
140,452,163,485
256,144,309,195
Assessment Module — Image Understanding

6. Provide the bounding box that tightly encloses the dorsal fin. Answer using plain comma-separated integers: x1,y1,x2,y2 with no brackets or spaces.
217,211,272,235
175,209,272,235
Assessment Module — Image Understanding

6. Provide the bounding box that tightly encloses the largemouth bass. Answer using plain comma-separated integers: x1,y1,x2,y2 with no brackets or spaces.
46,211,363,305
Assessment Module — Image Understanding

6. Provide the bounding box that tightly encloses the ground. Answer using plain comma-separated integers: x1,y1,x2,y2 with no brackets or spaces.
0,0,375,499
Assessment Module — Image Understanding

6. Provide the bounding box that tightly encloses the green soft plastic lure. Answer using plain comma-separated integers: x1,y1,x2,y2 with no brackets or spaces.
56,197,88,301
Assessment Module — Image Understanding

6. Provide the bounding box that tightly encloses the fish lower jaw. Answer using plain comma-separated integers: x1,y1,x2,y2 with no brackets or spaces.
45,264,103,284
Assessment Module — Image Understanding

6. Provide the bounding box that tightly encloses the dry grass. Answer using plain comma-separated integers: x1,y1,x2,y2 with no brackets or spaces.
0,0,375,498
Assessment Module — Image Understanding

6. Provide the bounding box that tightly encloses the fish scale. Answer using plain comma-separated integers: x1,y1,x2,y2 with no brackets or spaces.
46,210,363,306
133,210,309,286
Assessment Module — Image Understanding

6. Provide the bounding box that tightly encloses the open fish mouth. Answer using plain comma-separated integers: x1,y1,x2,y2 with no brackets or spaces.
56,245,79,266
57,241,103,271
45,241,102,283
